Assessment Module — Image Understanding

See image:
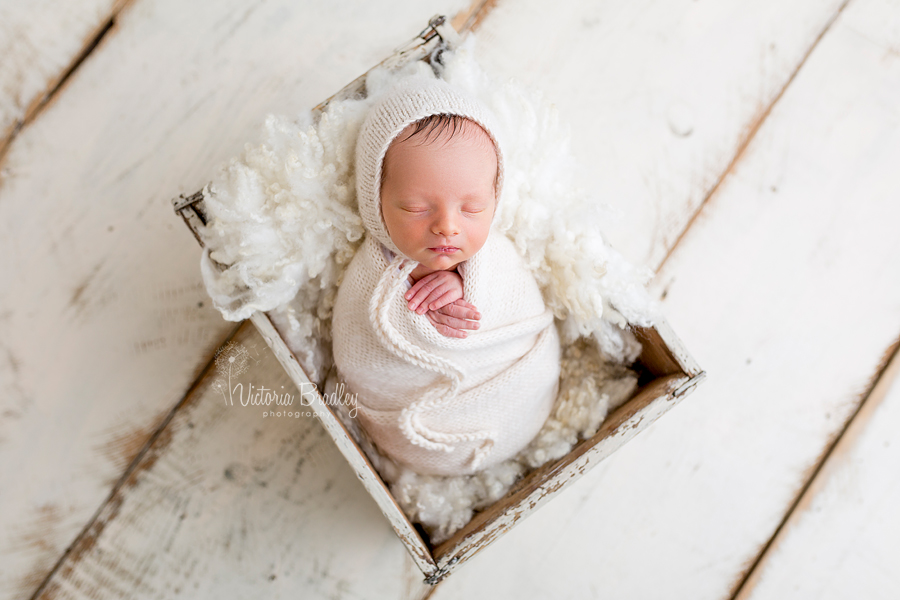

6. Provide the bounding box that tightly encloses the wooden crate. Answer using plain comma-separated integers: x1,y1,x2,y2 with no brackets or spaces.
172,15,705,585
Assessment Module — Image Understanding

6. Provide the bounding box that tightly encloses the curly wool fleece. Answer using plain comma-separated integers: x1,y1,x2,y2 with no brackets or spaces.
197,34,660,542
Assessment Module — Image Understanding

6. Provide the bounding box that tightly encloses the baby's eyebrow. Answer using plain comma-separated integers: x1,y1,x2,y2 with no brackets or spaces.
458,193,491,202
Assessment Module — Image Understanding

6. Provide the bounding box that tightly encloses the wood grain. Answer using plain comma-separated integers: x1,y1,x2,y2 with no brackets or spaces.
4,0,898,596
432,0,900,597
31,323,437,600
0,0,127,163
0,0,469,597
735,345,900,599
469,0,847,270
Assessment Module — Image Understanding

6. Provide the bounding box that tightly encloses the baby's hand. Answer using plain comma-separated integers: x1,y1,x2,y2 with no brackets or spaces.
405,270,465,315
425,299,482,339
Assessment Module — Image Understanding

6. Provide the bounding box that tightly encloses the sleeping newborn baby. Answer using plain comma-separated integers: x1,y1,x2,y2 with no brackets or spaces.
332,77,560,476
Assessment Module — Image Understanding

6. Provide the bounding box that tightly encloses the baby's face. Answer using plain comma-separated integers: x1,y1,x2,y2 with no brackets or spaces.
380,119,497,275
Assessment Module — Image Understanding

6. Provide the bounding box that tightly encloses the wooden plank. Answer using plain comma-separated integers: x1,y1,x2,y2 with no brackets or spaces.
0,0,125,159
471,0,847,270
249,311,436,576
735,345,900,600
31,323,436,600
430,0,900,597
0,0,471,597
732,2,900,595
3,0,880,596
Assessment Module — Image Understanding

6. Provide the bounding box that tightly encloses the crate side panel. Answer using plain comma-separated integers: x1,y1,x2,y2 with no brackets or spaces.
432,373,688,564
250,312,437,574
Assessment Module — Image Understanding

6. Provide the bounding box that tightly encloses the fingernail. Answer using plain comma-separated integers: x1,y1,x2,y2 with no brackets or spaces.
409,301,417,310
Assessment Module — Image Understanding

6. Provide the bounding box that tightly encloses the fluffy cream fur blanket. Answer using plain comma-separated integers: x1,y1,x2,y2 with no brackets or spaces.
196,34,660,542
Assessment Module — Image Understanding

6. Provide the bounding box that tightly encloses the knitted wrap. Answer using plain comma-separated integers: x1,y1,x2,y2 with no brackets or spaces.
331,77,559,476
332,233,560,475
355,77,505,259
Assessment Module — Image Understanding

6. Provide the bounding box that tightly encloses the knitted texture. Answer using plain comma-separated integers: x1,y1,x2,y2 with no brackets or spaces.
196,35,658,535
331,78,559,476
332,232,560,475
355,77,505,259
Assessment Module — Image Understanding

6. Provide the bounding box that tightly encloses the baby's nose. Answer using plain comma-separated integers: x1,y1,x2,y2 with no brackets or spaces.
433,212,460,236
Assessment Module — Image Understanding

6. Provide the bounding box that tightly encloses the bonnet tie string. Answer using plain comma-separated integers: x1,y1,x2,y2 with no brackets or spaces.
368,255,495,469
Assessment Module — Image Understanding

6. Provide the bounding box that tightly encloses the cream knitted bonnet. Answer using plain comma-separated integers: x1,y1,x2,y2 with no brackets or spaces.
355,76,505,258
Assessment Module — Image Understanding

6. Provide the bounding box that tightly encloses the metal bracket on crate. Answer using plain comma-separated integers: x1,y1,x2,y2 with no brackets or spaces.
673,370,707,398
423,14,462,47
172,189,205,212
172,14,463,217
393,14,461,60
424,556,460,586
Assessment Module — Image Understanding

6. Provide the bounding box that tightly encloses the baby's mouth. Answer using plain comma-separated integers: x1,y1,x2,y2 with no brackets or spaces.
429,246,459,254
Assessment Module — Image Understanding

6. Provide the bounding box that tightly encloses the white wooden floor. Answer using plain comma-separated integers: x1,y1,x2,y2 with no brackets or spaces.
1,0,898,598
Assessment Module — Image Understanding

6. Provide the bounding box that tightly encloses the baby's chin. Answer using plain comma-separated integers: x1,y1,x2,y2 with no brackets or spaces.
416,251,466,272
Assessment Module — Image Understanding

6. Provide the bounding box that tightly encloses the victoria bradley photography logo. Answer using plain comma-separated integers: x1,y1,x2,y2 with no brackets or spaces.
211,341,357,418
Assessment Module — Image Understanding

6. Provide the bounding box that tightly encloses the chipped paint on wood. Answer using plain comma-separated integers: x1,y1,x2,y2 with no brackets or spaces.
734,343,900,599
250,311,438,575
0,0,133,166
731,335,900,599
451,0,500,33
0,2,475,596
8,503,67,600
172,13,705,581
469,0,849,270
36,323,438,598
654,0,853,275
180,168,702,582
5,0,898,597
429,374,691,581
94,409,170,477
433,0,900,595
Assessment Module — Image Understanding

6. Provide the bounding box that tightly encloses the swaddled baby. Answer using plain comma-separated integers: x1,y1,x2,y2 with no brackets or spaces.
332,77,560,476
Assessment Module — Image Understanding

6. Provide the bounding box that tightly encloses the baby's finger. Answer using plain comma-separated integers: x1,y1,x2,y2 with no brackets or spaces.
439,301,481,321
434,323,468,339
425,287,463,312
416,281,461,314
416,286,449,314
405,274,441,311
426,312,468,338
430,311,480,331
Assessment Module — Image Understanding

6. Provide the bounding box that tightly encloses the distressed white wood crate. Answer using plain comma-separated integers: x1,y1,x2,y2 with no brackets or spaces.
172,15,705,585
